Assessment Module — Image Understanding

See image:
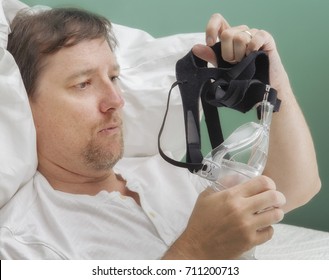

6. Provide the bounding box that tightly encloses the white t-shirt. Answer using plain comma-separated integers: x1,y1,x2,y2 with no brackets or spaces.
0,155,206,259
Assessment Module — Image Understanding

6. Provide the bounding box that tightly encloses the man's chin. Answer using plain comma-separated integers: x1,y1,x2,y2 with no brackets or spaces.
82,141,124,171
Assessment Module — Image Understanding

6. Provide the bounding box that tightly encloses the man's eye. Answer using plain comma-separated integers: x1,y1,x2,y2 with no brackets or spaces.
110,76,120,83
76,81,91,90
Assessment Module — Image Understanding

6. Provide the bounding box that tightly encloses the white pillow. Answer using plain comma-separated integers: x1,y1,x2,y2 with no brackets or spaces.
0,0,37,209
114,24,204,158
0,0,204,208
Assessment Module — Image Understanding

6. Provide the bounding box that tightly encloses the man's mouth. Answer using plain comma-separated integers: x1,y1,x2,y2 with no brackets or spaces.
98,122,122,134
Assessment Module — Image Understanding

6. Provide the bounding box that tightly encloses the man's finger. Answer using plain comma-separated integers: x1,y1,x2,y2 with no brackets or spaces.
205,13,231,46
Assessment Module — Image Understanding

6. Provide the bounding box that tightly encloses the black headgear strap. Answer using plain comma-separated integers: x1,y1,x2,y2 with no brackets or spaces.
158,42,281,173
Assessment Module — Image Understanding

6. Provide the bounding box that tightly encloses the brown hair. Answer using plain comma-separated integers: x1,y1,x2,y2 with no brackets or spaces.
7,7,117,98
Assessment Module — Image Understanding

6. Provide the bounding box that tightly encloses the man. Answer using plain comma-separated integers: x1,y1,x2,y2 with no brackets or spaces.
0,7,321,259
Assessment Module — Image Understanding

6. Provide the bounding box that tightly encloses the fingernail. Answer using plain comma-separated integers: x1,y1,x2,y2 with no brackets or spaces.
206,36,214,46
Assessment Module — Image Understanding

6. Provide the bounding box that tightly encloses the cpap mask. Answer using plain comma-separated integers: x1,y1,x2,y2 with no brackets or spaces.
158,42,281,189
198,95,273,190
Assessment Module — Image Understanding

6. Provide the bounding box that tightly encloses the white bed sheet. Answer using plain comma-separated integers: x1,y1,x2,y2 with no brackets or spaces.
256,224,329,260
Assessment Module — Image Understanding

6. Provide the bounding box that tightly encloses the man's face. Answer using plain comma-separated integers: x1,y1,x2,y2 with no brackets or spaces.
30,38,124,176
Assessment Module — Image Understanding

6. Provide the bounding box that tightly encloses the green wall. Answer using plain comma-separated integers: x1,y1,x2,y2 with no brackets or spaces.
22,0,329,232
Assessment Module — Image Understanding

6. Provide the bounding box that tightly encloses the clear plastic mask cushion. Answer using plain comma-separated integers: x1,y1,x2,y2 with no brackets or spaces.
198,100,273,190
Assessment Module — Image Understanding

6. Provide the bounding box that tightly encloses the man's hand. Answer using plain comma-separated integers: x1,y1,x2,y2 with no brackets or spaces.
163,176,285,259
192,13,285,91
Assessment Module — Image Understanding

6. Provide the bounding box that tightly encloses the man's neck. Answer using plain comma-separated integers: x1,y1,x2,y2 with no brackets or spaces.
37,158,126,196
37,155,141,205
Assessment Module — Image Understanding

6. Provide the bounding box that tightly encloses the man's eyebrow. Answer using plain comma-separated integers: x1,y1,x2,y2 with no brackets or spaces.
112,64,121,74
65,68,97,82
65,64,121,82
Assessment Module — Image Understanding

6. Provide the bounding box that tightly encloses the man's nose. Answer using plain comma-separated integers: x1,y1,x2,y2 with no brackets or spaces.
99,80,125,113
